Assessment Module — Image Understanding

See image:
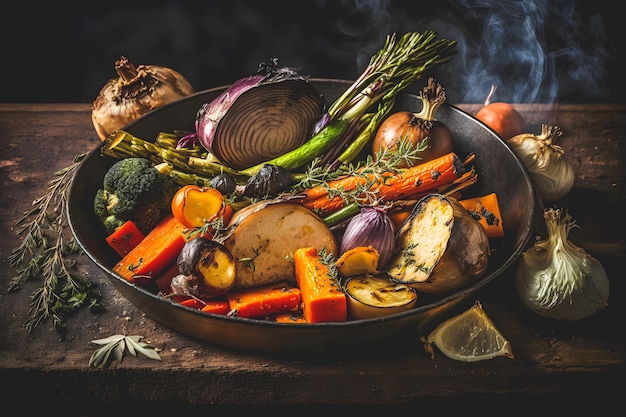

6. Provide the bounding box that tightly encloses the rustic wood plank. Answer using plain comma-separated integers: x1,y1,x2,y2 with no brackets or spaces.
0,104,624,411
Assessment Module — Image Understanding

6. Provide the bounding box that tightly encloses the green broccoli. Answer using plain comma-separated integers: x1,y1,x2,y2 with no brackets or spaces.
94,157,179,235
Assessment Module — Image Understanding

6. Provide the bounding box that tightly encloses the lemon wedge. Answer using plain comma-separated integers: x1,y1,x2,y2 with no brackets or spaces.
421,301,514,362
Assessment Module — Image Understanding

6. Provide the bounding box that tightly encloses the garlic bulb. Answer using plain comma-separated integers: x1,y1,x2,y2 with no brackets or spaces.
515,208,609,321
91,56,195,141
508,124,575,201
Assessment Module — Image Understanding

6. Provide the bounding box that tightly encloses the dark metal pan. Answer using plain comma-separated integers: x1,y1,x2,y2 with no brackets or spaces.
67,79,537,356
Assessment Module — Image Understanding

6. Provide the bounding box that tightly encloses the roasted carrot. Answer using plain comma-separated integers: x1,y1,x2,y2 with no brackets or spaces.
177,297,230,315
179,297,206,309
200,299,231,315
112,214,186,283
226,282,302,318
272,312,308,323
459,192,505,238
294,246,347,323
300,152,467,216
105,220,145,257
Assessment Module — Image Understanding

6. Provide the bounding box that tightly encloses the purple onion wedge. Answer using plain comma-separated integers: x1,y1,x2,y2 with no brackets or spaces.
195,60,324,171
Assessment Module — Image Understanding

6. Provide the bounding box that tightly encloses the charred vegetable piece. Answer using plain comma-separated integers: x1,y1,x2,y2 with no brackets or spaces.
173,237,236,299
387,194,489,294
243,164,293,199
344,275,417,319
210,173,237,195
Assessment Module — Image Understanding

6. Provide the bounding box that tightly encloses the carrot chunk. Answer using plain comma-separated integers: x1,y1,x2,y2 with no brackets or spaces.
226,282,302,318
112,215,186,283
294,247,347,323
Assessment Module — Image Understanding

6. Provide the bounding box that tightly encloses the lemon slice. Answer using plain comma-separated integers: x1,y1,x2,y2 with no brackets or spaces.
421,301,514,362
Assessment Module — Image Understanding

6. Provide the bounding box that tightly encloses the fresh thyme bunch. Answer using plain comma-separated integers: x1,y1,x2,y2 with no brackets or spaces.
7,153,101,334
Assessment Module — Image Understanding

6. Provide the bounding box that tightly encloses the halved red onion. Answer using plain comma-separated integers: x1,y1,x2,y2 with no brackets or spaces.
195,66,324,171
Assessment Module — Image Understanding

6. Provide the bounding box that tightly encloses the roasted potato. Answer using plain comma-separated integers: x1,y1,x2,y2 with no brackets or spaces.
223,200,338,288
386,193,489,294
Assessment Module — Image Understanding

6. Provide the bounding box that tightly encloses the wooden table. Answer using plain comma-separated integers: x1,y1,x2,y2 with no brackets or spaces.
1,103,624,415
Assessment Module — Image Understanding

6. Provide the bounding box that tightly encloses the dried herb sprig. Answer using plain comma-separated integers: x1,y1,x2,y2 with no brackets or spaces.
7,153,101,334
89,333,162,368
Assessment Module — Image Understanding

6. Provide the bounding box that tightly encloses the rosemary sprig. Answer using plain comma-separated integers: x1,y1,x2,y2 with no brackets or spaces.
89,333,162,368
7,153,101,334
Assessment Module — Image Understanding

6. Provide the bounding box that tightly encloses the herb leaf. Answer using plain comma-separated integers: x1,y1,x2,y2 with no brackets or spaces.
89,334,162,368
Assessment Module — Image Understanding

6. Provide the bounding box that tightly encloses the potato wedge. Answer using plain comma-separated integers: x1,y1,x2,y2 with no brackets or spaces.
223,201,338,288
386,194,489,294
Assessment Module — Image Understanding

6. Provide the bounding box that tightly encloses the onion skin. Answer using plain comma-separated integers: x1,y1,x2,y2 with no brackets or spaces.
195,64,324,170
91,56,194,141
371,78,454,166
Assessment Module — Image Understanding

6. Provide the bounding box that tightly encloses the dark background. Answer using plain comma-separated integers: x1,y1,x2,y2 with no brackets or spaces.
2,0,623,104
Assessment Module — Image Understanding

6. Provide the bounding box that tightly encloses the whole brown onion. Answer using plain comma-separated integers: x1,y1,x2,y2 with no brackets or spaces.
371,77,454,166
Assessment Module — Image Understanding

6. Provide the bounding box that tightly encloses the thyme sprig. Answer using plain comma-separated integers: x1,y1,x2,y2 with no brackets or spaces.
7,153,101,334
292,135,429,207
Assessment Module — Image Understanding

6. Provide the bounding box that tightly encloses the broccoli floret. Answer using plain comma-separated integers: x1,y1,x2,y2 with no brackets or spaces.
94,157,179,235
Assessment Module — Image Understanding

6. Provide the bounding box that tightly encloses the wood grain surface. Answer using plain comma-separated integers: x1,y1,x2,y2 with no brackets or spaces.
0,103,624,414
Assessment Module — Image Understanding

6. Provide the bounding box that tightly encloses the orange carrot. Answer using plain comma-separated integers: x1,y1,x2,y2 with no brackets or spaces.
272,312,308,323
300,152,467,216
294,247,347,323
226,282,302,318
179,297,206,309
105,220,145,257
178,297,230,315
112,215,186,283
459,192,505,238
200,299,231,315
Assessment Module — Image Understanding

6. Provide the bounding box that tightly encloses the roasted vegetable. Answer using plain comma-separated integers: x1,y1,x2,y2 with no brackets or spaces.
105,219,145,257
243,164,293,199
172,236,236,300
226,282,302,318
298,152,469,216
112,215,186,283
294,247,347,323
339,207,396,270
171,185,232,231
221,200,337,289
344,275,417,319
94,157,179,235
194,60,324,171
387,194,490,294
